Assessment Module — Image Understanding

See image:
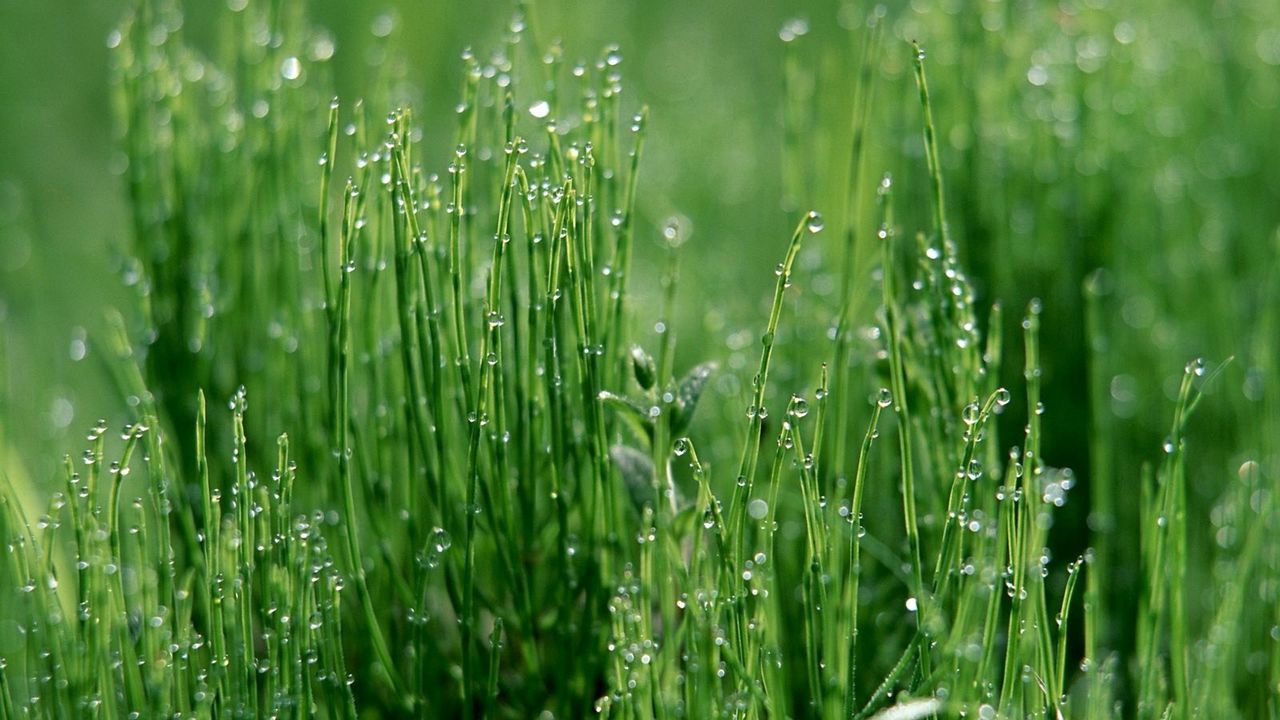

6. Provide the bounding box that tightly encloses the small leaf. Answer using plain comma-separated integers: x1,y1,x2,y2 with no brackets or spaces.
671,496,700,538
630,345,657,390
598,390,655,444
671,361,718,435
610,445,656,515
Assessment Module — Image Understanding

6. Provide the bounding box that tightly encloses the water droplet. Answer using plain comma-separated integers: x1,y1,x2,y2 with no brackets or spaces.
1239,460,1259,479
280,56,301,81
805,210,824,233
966,459,983,481
779,17,810,43
876,388,893,408
747,498,768,520
790,397,809,418
430,527,451,553
371,13,395,37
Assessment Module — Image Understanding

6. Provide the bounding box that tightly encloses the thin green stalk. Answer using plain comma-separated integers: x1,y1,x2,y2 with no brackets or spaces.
320,97,339,337
604,106,648,390
1055,556,1084,704
1082,270,1113,663
333,180,405,702
831,11,882,487
842,399,884,717
878,174,931,680
729,211,823,560
910,40,950,255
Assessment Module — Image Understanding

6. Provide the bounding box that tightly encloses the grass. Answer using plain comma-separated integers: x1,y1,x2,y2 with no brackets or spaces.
1,0,1278,717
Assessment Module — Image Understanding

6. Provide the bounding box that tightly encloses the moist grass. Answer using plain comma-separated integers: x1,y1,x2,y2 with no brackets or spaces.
1,1,1278,718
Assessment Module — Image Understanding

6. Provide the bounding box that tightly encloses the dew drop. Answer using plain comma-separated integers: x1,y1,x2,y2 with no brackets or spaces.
805,210,824,233
790,398,809,418
779,17,810,43
430,527,452,553
280,56,301,81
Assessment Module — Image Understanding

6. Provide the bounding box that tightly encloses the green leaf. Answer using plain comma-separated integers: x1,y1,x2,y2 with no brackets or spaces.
610,444,656,515
598,390,655,444
671,361,718,436
671,496,700,538
630,345,657,390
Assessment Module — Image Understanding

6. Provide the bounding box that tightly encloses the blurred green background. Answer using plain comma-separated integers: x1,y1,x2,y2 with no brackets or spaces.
2,0,1278,517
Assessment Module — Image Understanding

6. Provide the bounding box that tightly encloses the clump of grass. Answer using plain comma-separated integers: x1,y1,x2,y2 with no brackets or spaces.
1,1,1277,718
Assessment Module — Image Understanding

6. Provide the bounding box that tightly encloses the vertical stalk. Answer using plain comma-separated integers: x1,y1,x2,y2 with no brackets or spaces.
842,399,884,717
878,175,930,679
333,180,405,701
729,212,822,559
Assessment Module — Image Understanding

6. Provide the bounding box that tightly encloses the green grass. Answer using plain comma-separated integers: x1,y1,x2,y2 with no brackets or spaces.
1,0,1279,718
